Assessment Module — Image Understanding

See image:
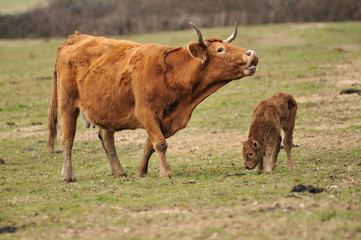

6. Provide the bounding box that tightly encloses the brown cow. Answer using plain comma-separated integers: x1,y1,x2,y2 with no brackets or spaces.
241,93,297,172
47,22,259,182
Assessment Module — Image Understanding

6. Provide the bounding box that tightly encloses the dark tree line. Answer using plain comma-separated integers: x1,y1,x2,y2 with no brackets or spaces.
1,0,361,38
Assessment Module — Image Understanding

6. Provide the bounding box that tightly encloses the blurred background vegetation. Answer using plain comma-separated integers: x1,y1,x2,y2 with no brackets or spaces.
0,0,361,38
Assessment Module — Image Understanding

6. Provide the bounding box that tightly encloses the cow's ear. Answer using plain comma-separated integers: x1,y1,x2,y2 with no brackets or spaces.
188,42,207,63
252,140,260,149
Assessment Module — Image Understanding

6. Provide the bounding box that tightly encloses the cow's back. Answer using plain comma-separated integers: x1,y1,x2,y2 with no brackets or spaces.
56,33,144,130
57,33,141,72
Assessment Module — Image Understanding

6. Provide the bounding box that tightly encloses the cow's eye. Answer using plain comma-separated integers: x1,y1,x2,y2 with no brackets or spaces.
217,47,224,53
248,153,253,157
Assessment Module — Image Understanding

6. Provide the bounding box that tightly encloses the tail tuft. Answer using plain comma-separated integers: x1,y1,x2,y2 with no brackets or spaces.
47,69,58,153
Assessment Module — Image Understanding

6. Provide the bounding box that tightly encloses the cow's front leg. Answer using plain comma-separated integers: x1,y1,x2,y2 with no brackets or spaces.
137,137,155,177
138,111,174,178
155,141,173,178
98,129,127,178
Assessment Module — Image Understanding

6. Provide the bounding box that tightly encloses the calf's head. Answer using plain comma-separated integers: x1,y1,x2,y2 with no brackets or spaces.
241,140,263,170
188,22,259,81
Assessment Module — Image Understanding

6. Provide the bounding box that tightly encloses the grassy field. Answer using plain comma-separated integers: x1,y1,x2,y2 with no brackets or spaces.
1,22,361,240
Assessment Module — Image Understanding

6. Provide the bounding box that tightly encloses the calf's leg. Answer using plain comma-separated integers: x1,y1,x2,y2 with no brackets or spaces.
256,159,263,170
60,108,79,182
283,108,296,169
270,135,281,170
283,128,295,169
137,137,155,177
98,129,127,177
264,146,273,172
264,134,281,172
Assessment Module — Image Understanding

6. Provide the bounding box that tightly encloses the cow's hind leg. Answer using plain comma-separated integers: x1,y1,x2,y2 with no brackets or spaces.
61,108,79,182
137,137,155,177
98,129,127,177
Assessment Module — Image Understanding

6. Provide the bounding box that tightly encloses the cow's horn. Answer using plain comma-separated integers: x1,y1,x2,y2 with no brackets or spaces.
224,21,237,43
189,22,207,48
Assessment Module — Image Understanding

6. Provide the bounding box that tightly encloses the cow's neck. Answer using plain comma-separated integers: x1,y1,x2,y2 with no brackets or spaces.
165,48,232,110
161,48,233,136
182,59,231,107
188,76,231,110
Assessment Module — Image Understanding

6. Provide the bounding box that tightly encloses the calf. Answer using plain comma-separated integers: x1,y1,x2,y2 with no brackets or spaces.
241,93,297,172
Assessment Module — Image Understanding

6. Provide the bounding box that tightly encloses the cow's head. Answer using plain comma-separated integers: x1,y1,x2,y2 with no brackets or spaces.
241,139,263,170
188,22,258,81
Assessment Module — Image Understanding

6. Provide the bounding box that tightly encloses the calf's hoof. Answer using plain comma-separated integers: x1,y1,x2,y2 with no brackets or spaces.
264,168,272,173
136,170,147,178
113,170,127,178
287,164,295,169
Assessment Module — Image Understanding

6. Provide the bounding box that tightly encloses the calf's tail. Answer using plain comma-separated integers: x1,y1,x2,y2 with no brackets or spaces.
47,69,58,153
287,94,298,111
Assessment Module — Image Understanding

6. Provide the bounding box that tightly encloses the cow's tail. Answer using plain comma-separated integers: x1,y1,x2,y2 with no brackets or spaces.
47,68,58,153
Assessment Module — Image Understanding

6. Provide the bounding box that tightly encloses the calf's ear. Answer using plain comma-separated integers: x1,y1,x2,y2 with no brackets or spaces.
188,42,207,63
252,140,260,149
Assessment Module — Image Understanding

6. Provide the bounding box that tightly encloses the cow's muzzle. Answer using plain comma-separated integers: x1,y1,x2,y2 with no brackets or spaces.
246,50,258,70
244,50,259,76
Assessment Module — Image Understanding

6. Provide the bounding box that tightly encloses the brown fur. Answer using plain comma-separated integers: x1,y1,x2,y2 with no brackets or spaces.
242,93,297,172
47,30,259,181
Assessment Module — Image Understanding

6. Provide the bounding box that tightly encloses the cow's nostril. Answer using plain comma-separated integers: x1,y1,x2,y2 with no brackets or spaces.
245,166,250,170
245,50,252,56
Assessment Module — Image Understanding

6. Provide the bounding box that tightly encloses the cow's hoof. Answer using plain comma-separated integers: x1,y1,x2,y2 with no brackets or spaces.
160,170,174,179
62,175,76,182
62,168,76,182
